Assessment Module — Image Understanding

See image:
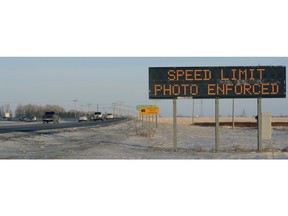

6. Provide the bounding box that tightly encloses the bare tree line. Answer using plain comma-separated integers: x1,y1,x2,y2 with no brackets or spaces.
0,103,95,119
14,104,66,118
0,104,13,117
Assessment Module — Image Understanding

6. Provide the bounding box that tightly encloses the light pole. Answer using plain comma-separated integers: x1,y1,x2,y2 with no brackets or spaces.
118,101,125,117
87,103,92,113
87,103,92,121
112,103,116,116
73,99,78,118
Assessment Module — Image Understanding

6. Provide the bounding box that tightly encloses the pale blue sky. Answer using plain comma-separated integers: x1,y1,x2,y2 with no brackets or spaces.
0,57,287,117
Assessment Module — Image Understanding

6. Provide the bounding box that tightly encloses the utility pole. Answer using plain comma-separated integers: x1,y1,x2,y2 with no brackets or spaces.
112,103,116,116
118,101,125,117
87,103,92,121
87,103,92,112
73,99,78,118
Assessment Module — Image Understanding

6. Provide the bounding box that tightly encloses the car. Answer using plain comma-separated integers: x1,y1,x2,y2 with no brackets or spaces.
27,116,37,122
78,115,88,122
42,111,60,124
18,116,31,122
106,113,114,120
18,116,26,121
93,112,104,121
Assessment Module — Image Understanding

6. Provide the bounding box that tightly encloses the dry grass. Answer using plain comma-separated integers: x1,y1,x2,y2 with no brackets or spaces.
156,117,288,125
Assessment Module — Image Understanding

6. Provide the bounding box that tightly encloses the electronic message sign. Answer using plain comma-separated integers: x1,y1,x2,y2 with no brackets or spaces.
149,66,286,99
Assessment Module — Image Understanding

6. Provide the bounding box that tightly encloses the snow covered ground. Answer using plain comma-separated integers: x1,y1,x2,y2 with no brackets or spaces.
1,118,288,159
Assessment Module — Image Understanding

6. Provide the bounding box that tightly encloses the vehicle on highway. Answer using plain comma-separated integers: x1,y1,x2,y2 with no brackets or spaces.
106,113,114,120
18,116,27,121
18,116,36,122
78,115,88,122
30,116,37,121
25,115,37,122
42,111,60,124
93,112,104,121
0,116,13,121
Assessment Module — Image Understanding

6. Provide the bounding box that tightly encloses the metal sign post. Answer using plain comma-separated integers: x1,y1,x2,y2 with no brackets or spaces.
139,106,159,130
232,98,235,129
173,98,177,152
155,114,158,128
192,98,195,126
257,97,262,151
155,100,158,128
148,114,151,137
215,97,220,152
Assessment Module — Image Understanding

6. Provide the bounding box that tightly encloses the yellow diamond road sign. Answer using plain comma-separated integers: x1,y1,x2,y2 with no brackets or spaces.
139,106,159,115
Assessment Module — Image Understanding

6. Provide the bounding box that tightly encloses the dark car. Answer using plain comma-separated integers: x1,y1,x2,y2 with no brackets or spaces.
26,115,37,122
18,116,31,122
42,111,60,124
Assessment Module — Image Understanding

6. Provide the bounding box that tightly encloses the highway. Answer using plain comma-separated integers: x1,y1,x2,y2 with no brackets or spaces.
0,118,126,134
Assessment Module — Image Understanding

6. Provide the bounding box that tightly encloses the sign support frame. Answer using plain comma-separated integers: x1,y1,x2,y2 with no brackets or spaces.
257,97,262,151
232,98,235,129
156,114,158,128
192,98,195,126
173,98,177,152
215,97,220,152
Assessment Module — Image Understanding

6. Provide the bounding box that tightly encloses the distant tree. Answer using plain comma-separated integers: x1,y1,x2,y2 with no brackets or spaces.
15,104,66,118
0,106,3,116
3,104,11,113
0,104,13,117
15,104,25,117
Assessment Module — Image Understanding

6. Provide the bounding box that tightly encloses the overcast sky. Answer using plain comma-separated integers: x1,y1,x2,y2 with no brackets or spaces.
0,57,287,117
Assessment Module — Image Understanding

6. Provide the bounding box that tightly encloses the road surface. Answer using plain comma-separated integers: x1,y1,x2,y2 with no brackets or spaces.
0,118,126,133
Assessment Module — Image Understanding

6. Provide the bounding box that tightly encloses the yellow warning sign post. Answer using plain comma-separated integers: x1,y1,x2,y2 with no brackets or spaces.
139,106,159,129
139,106,159,115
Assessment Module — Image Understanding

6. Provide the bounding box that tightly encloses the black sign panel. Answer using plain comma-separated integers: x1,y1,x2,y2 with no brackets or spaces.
149,66,286,99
